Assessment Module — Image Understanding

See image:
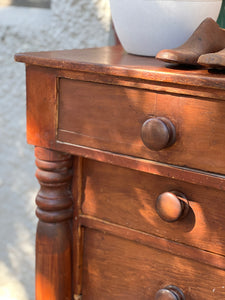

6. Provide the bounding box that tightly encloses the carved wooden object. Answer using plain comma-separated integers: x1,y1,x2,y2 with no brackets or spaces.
141,117,176,151
156,17,225,65
35,147,73,300
156,191,189,222
15,46,225,299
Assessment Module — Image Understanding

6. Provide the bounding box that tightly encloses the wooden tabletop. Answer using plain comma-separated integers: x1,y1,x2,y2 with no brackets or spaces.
15,45,225,90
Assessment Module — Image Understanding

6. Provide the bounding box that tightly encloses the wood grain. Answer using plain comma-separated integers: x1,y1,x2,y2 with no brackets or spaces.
54,140,225,191
53,67,225,100
26,66,57,147
15,46,225,300
80,215,225,271
58,78,225,174
15,46,225,93
81,159,225,257
82,228,225,300
35,147,73,300
71,157,84,297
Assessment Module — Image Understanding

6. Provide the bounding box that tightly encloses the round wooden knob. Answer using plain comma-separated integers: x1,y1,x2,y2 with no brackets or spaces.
156,191,189,222
155,285,185,300
141,117,176,151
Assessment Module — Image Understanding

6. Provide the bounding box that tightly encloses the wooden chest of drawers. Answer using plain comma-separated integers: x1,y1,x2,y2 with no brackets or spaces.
15,46,225,300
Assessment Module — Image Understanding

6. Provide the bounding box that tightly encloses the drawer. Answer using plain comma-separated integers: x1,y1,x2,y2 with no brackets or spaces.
81,159,225,257
58,79,225,174
82,228,225,299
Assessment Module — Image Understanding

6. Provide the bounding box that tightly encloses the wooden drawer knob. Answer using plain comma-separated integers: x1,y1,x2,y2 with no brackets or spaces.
155,285,185,300
141,117,176,151
156,191,189,222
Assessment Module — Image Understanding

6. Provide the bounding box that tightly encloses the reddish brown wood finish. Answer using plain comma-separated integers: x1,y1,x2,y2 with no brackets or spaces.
82,228,225,300
141,117,176,151
80,215,225,271
71,157,83,298
155,191,189,223
15,46,225,300
58,78,225,174
26,66,57,148
13,46,225,92
35,147,73,300
81,159,225,257
23,64,225,191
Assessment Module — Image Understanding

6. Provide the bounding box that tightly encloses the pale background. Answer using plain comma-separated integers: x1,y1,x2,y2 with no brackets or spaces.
0,1,112,299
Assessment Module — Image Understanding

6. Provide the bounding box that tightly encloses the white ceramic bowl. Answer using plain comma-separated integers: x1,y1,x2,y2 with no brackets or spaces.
110,0,222,56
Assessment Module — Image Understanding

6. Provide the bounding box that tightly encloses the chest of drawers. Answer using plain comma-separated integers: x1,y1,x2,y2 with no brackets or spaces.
15,46,225,300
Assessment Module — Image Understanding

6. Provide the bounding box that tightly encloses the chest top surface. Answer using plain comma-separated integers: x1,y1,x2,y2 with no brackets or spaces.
15,45,225,92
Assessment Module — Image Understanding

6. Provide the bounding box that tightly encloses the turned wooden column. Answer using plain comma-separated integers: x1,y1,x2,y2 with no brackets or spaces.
35,147,73,300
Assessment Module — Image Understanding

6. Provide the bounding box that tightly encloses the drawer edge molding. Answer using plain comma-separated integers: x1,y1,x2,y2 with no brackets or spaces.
55,140,225,191
79,215,225,271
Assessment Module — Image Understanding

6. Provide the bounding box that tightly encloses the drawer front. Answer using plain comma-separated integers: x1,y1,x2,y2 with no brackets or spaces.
58,79,225,174
81,159,225,257
82,228,225,299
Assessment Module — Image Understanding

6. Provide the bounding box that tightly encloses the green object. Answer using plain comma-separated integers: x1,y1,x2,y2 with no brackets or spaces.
217,0,225,28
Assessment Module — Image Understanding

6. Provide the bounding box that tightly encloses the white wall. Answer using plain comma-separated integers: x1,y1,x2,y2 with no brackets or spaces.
0,1,111,299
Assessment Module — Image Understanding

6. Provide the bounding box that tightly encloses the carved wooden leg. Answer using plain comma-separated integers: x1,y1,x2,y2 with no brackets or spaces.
34,147,73,300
